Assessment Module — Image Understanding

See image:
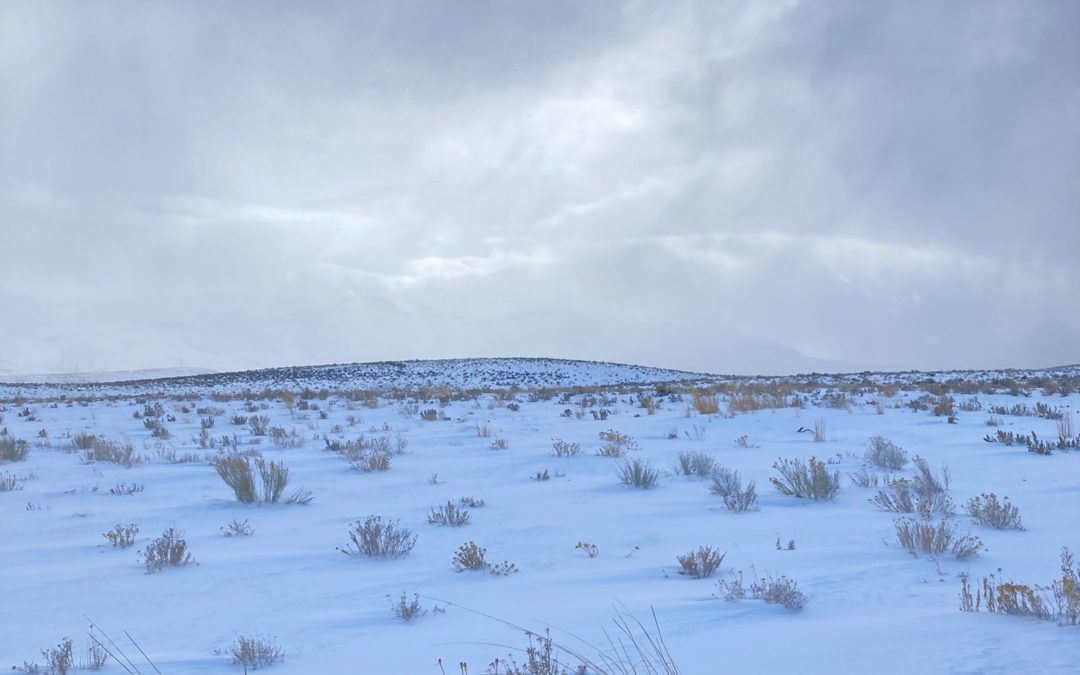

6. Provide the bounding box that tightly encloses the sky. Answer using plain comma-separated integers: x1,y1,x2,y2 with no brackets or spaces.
1,0,1078,377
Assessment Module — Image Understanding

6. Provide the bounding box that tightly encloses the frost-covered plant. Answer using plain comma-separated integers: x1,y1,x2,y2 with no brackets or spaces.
0,471,21,491
673,450,717,477
750,573,807,610
894,517,982,559
677,546,726,578
428,500,471,526
221,518,255,537
875,456,953,516
770,457,839,500
849,466,880,488
453,541,488,571
615,458,659,488
227,634,283,670
551,439,581,457
864,436,908,470
40,637,74,675
966,493,1023,530
389,592,426,622
141,527,195,572
708,468,757,512
597,429,637,457
103,523,139,548
340,516,416,559
82,438,140,467
248,415,270,436
351,450,392,472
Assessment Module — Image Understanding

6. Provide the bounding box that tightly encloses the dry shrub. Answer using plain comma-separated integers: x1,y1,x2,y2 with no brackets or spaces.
103,523,139,548
551,439,581,457
864,436,908,470
428,501,471,526
228,634,284,670
691,390,720,415
966,493,1023,530
677,546,726,578
673,451,716,477
708,468,757,512
615,458,659,488
141,527,195,572
340,516,416,559
770,457,839,500
894,517,982,559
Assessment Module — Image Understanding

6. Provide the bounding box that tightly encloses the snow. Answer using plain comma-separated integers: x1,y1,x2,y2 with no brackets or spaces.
2,359,1079,673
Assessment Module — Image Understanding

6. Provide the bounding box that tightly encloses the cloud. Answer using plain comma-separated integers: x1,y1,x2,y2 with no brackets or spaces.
1,0,1077,375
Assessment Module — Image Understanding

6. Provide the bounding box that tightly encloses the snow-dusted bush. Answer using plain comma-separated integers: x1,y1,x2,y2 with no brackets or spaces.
865,436,908,470
213,456,311,505
141,527,195,572
82,438,140,467
226,634,283,670
428,500,470,526
770,457,839,500
849,467,880,488
221,518,255,537
677,546,726,578
340,516,416,559
615,458,659,488
0,471,21,491
718,571,807,609
551,439,581,457
966,493,1023,530
452,541,518,575
0,434,30,462
894,517,982,559
708,468,757,512
597,429,637,457
875,456,953,516
673,450,716,477
389,592,426,622
103,523,139,548
351,450,391,472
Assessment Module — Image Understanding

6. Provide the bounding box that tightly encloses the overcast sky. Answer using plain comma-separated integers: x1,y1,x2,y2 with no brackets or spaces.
1,1,1078,377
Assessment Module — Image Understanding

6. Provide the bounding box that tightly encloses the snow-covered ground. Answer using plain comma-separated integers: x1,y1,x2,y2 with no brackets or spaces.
2,359,1079,673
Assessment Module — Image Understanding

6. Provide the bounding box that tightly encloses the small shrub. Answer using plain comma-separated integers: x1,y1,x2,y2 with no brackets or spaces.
615,458,659,488
221,518,255,537
849,467,880,488
428,501,470,526
227,634,283,670
673,450,717,477
865,436,908,470
751,573,807,609
475,423,492,438
214,456,257,503
490,437,510,450
103,523,139,548
453,540,488,570
452,540,518,575
770,456,839,500
41,638,74,675
389,592,426,621
575,541,599,558
83,438,140,467
813,419,826,443
109,483,145,496
0,471,22,491
677,546,726,578
460,496,485,508
352,450,392,472
248,415,270,436
966,493,1023,530
894,517,982,559
340,516,416,559
230,415,249,426
0,435,30,462
691,391,720,415
141,527,195,572
708,468,758,512
597,429,637,457
551,439,581,457
71,432,98,450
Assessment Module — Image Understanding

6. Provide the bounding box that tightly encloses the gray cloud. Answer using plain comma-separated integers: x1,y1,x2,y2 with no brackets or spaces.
1,0,1077,376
